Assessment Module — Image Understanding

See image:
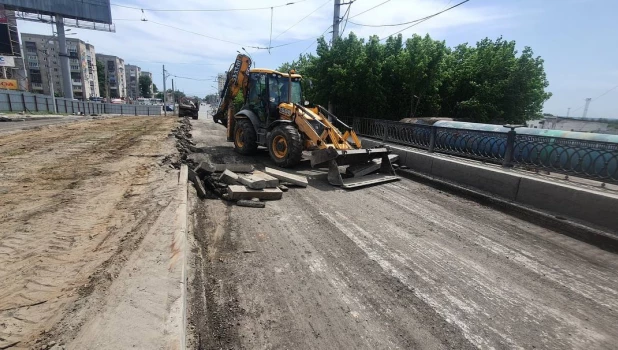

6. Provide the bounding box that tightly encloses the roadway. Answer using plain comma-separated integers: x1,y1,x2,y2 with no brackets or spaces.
186,109,618,350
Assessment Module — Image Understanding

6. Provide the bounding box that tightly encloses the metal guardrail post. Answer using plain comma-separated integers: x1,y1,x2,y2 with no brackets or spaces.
428,126,437,153
502,124,524,168
382,121,388,142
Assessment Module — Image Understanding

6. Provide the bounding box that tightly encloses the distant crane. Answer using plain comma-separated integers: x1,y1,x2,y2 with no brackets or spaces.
582,98,592,118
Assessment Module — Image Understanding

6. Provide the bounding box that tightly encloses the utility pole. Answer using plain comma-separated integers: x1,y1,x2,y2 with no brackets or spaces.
332,0,341,43
566,107,571,117
55,15,73,100
171,78,175,116
582,98,592,118
328,0,342,114
162,65,167,116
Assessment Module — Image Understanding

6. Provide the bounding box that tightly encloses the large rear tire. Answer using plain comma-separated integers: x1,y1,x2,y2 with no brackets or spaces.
234,119,258,155
268,124,303,168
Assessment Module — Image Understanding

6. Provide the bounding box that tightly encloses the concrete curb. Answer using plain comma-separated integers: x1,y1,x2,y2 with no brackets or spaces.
362,138,618,233
396,168,618,253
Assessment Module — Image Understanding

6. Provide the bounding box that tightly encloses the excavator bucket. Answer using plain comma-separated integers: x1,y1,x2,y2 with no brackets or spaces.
311,147,400,189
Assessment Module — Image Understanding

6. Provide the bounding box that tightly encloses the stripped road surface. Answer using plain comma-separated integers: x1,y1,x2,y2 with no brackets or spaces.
187,111,618,350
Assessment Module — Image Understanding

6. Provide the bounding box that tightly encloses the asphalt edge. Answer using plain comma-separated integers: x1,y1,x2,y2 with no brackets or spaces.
397,168,618,254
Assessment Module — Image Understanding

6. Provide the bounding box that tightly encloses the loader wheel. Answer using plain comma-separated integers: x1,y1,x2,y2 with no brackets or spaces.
268,124,303,168
234,119,258,155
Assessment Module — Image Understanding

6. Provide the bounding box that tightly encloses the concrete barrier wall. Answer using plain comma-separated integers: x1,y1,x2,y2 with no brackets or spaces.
363,138,618,232
0,90,161,116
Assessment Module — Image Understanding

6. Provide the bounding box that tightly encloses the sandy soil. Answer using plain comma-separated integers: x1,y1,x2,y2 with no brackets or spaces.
0,116,181,349
187,113,618,350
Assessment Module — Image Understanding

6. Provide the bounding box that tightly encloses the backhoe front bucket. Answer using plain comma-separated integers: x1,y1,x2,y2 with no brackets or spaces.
311,148,400,189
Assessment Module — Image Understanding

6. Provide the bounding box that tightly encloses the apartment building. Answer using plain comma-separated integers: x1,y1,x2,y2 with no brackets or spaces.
95,53,126,99
217,73,226,95
0,8,27,90
140,70,153,97
21,33,99,99
125,64,141,100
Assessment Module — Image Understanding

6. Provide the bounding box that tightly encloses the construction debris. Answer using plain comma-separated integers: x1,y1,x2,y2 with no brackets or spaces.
264,167,308,187
227,185,283,200
196,162,254,174
219,169,240,185
252,170,280,188
346,162,381,177
237,174,267,190
347,154,401,177
278,185,289,192
188,168,207,198
236,199,266,208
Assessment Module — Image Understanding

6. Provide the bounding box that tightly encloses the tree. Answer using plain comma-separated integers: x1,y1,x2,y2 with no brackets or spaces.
279,33,551,123
167,89,185,101
139,75,152,98
96,60,107,98
204,93,218,105
153,83,158,93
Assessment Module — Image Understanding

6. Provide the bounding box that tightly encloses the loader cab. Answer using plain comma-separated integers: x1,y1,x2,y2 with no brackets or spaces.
245,69,303,125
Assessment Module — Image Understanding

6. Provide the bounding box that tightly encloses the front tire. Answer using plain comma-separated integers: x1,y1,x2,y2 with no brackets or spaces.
268,124,303,167
234,119,258,155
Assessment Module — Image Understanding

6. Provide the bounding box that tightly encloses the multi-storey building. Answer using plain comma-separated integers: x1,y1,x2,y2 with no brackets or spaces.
140,70,153,97
21,33,99,99
95,53,126,99
0,8,27,90
217,73,226,95
125,64,141,100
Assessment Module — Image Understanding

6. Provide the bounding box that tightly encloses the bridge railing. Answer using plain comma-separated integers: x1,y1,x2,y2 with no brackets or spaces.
338,116,618,184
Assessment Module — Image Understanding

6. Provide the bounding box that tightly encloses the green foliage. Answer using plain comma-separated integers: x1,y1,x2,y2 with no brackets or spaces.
96,60,106,98
139,75,152,98
204,93,218,105
152,83,158,93
166,89,185,101
233,91,244,112
279,33,551,123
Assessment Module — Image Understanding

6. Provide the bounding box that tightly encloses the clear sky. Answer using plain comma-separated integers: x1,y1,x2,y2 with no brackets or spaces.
17,0,618,118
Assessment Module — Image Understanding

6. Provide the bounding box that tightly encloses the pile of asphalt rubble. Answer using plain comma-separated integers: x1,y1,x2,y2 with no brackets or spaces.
169,117,194,169
172,119,308,208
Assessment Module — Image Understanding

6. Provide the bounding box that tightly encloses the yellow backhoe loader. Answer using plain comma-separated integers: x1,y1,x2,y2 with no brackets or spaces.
213,54,399,189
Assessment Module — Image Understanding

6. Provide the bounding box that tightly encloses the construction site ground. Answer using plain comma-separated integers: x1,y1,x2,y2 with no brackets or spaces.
1,110,617,349
0,116,183,349
187,110,618,350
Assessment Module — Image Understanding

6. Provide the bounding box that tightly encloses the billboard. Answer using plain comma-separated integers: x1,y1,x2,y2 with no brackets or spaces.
0,55,14,66
0,0,112,24
0,79,18,90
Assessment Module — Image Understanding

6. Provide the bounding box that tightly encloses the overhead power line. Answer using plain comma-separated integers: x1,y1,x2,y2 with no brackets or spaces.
273,0,331,41
111,0,307,12
570,85,618,113
380,0,470,40
147,20,270,49
348,0,391,19
301,24,333,54
169,74,213,81
339,1,354,38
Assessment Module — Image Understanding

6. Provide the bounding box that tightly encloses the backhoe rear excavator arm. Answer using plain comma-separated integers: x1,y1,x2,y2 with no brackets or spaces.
212,54,252,132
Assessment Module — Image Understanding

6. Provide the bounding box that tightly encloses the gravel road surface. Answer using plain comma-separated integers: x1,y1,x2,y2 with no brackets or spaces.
187,111,618,350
